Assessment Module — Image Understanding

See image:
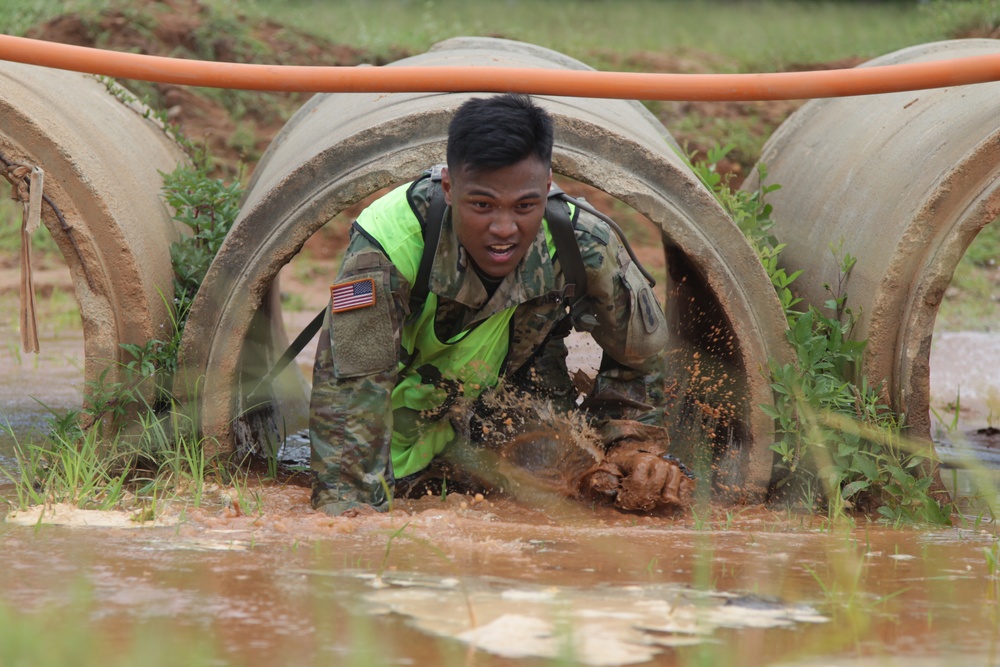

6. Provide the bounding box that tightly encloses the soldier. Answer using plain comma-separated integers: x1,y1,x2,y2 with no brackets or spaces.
310,93,694,516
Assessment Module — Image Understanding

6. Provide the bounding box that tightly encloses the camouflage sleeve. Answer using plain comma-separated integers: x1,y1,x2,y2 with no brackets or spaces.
310,231,409,516
576,211,670,426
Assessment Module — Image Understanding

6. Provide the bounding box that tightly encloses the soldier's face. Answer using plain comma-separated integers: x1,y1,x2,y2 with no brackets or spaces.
442,157,552,279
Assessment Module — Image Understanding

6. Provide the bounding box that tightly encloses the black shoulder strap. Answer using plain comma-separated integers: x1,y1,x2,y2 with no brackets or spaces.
544,184,587,301
246,306,325,404
409,164,447,315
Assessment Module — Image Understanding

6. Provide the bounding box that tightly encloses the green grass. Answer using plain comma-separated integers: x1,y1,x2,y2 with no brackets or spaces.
3,0,977,73
224,0,966,72
964,215,1000,269
0,194,61,259
670,110,768,168
935,216,1000,331
0,398,209,514
0,0,84,37
1,0,993,74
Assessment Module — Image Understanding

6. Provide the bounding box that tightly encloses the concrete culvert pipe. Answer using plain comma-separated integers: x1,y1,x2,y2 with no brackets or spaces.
745,39,1000,450
0,62,184,413
179,37,791,500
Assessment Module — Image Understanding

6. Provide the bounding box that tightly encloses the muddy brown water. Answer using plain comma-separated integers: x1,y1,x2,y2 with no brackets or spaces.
0,494,998,667
1,326,1000,666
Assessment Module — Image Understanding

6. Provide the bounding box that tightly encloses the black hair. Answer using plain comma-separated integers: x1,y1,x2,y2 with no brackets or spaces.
446,93,554,174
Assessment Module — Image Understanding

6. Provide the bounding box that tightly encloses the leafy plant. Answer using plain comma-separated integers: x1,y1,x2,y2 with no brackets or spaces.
16,144,242,446
163,159,243,310
688,144,949,525
6,152,244,514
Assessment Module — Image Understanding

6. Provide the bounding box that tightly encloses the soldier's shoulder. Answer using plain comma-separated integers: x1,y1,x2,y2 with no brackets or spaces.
354,174,430,241
573,206,613,248
408,172,432,202
407,169,439,219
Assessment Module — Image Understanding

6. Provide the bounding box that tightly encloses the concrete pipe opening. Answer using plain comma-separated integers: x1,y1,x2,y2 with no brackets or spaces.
179,37,790,500
0,61,184,436
745,39,1000,462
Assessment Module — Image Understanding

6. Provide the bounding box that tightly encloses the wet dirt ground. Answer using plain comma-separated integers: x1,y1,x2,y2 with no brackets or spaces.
1,320,1000,666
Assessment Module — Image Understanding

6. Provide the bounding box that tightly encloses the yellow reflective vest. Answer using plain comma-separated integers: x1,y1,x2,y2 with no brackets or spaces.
355,184,560,477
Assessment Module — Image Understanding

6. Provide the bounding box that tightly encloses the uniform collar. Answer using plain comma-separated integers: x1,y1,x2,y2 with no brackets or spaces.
428,208,557,315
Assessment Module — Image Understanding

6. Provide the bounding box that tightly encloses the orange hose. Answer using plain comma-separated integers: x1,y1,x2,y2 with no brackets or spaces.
2,34,1000,101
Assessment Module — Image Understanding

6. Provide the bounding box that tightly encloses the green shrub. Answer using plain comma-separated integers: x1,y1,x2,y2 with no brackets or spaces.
689,144,949,525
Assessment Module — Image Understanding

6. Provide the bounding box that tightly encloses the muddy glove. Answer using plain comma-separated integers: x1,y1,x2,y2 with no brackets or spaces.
578,420,696,512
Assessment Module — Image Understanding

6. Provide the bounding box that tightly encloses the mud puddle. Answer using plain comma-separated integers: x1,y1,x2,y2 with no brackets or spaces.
0,486,999,666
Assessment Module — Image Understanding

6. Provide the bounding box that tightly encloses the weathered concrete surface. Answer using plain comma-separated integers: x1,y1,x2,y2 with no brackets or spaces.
0,62,184,390
745,39,1000,441
180,37,791,499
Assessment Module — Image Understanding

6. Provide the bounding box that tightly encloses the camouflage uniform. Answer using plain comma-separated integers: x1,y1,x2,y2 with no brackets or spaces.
310,173,669,515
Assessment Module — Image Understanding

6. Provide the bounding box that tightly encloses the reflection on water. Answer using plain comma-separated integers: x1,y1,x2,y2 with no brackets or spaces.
360,572,827,664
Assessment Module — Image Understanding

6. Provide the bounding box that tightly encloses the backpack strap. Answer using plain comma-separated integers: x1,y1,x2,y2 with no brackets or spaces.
409,164,446,317
544,183,587,302
246,307,326,405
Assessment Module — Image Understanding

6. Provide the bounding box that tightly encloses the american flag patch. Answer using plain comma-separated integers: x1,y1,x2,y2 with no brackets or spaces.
331,278,376,313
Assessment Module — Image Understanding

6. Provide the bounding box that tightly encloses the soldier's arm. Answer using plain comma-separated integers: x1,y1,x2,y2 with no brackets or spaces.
572,214,695,511
576,214,669,425
310,232,409,516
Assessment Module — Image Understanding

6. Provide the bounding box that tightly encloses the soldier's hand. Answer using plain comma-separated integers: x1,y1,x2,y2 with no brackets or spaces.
609,448,695,511
578,419,696,512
